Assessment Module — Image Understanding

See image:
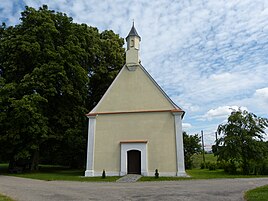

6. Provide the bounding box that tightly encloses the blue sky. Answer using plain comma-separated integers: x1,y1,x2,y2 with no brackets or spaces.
1,0,268,145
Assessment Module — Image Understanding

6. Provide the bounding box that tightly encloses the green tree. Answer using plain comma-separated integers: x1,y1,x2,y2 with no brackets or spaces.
0,5,125,170
183,132,201,169
215,109,268,174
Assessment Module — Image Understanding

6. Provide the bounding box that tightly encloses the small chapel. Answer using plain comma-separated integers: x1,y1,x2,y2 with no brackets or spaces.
85,23,186,177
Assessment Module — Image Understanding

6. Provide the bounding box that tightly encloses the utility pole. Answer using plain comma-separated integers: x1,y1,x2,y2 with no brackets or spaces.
201,130,205,163
215,131,218,159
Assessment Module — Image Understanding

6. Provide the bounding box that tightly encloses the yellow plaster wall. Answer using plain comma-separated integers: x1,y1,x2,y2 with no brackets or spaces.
93,112,177,173
92,66,175,113
126,49,139,64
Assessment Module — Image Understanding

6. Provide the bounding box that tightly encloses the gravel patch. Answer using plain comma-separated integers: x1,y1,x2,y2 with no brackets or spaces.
0,175,268,201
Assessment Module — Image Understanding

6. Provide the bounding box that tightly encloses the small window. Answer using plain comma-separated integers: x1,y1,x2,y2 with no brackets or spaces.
131,39,134,47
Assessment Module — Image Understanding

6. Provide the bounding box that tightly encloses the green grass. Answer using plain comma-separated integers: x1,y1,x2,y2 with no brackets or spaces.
0,194,14,201
0,164,8,174
192,153,218,168
187,169,268,179
14,170,120,182
245,185,268,201
139,169,268,181
0,164,120,182
1,160,267,182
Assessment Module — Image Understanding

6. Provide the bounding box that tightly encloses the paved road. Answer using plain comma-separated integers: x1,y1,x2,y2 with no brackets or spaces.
0,176,268,201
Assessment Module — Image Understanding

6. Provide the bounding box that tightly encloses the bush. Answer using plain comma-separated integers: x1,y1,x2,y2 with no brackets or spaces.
200,161,217,170
223,161,237,174
216,161,225,169
200,162,206,169
208,162,217,171
261,160,268,175
102,169,106,179
185,157,193,169
155,169,159,178
249,159,268,175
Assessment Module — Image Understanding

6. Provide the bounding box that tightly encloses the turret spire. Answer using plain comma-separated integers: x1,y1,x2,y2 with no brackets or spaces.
126,21,141,42
125,22,141,70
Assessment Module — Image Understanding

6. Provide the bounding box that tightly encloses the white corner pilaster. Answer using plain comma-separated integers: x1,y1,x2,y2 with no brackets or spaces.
85,116,96,177
173,112,187,177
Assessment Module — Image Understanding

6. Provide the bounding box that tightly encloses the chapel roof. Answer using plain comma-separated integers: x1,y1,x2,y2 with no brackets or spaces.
126,22,141,41
87,23,185,119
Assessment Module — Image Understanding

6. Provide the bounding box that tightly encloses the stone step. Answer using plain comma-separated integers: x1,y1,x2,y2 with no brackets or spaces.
116,174,142,183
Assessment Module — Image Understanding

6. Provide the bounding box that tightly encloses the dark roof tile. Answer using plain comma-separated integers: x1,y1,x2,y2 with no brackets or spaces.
126,23,141,41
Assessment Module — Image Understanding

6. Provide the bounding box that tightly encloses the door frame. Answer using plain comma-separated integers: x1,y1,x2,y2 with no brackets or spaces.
120,141,148,176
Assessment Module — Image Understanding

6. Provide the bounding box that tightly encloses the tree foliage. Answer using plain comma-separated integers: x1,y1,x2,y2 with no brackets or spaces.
0,5,125,170
214,109,268,174
183,132,201,169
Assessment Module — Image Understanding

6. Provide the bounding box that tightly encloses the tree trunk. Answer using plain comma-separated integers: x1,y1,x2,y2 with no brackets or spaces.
30,149,39,171
8,158,15,172
242,158,250,175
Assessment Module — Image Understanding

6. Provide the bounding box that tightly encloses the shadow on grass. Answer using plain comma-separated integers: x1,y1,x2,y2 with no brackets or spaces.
1,164,267,182
0,164,120,182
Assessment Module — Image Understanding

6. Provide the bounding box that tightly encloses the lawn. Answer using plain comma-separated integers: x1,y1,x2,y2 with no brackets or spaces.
245,185,268,201
0,164,120,182
2,163,266,182
192,153,217,168
139,169,268,181
0,194,14,201
1,161,267,182
140,154,268,181
140,154,268,182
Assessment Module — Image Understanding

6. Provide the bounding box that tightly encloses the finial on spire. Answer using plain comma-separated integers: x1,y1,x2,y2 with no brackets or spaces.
126,21,141,41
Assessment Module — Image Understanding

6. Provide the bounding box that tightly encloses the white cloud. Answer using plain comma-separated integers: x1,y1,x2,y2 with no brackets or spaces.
250,87,268,115
202,105,248,121
229,87,268,117
0,1,22,25
182,123,192,129
1,0,268,144
255,87,268,101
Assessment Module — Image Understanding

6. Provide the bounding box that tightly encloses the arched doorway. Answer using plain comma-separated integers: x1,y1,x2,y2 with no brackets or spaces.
120,141,148,176
127,150,141,174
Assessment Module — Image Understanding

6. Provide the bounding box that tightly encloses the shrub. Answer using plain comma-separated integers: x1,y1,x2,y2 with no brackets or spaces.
223,161,237,174
216,161,225,169
200,162,206,169
208,162,217,171
249,159,268,175
261,160,268,175
102,169,106,179
199,161,217,170
185,157,193,169
155,169,159,178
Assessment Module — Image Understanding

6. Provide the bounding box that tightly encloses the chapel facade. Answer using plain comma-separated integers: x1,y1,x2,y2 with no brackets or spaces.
85,23,186,177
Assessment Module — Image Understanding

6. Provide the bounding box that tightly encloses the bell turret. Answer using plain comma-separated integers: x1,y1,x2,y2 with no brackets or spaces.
126,22,141,70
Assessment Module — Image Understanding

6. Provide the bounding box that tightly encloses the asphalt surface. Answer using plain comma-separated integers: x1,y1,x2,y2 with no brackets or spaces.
0,175,268,201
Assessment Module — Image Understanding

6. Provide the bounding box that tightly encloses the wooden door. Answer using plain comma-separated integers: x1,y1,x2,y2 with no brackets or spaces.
127,150,141,174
